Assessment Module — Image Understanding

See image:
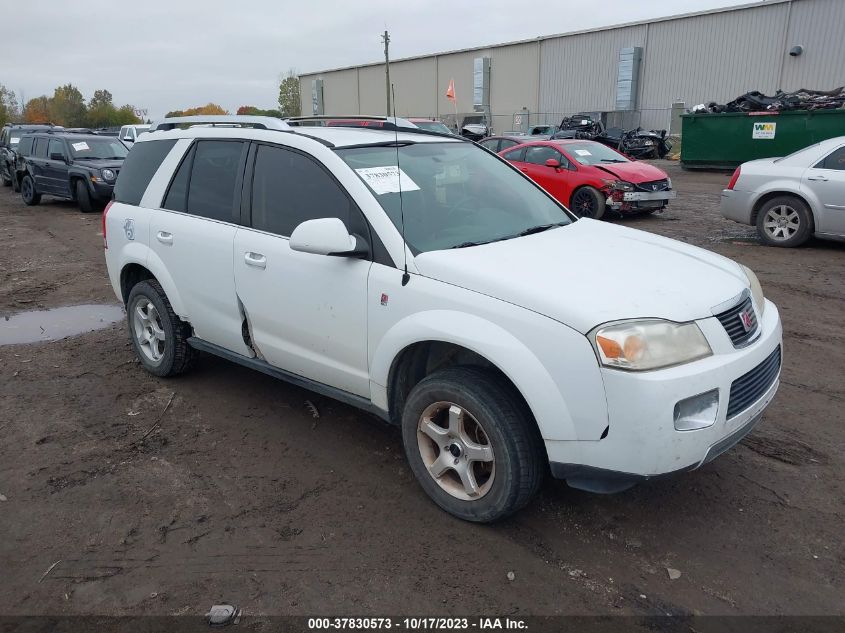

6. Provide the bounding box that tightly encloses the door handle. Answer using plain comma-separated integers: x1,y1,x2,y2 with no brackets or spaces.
807,175,828,182
156,231,173,245
244,252,267,269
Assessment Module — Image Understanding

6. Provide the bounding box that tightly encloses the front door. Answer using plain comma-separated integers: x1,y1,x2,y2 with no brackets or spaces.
233,143,371,397
44,138,70,196
521,145,571,203
803,144,845,235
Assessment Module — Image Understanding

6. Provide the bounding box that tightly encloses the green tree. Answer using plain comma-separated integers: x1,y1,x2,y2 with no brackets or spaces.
86,89,116,127
50,84,87,126
0,85,20,127
114,104,142,126
278,69,301,117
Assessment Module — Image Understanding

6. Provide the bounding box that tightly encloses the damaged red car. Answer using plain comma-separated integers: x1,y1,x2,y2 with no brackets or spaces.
499,139,676,219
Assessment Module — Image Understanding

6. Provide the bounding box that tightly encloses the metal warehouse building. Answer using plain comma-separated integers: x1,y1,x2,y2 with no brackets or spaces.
298,0,845,134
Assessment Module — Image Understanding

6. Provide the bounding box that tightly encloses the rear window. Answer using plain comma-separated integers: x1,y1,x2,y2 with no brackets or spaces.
114,139,178,206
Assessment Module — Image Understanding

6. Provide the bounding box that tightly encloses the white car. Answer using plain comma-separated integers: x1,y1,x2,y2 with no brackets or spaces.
119,124,151,145
103,115,782,522
721,136,845,247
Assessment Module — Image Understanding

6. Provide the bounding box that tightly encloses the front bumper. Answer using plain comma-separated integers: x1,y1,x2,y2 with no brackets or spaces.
720,189,755,224
607,189,676,210
546,298,782,483
90,180,115,200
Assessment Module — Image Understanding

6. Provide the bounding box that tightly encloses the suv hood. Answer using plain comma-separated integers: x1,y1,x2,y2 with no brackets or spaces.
72,158,124,169
591,161,668,183
413,219,748,333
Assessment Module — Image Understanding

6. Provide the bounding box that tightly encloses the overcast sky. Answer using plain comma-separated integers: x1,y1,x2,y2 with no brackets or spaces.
5,0,752,118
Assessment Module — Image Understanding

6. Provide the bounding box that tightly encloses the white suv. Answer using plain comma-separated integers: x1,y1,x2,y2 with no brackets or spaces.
103,115,783,522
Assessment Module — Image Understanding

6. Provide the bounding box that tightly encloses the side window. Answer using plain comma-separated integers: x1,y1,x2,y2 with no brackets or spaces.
815,146,845,171
33,138,48,159
18,136,33,157
162,145,193,212
524,146,562,165
48,139,65,160
499,139,518,151
250,144,359,237
185,140,246,222
114,139,178,206
480,139,499,152
502,147,526,162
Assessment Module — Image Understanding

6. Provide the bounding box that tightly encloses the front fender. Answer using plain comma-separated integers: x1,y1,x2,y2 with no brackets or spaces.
369,310,579,441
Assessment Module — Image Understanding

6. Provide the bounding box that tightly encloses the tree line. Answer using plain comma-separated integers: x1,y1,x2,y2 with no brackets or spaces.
0,83,144,128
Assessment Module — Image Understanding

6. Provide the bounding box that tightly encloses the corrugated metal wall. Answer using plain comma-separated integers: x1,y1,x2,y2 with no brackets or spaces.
299,0,844,131
780,0,845,91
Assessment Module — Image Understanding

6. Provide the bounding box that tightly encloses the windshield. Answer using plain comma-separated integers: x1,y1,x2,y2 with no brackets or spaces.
561,141,629,166
68,138,129,160
336,141,572,253
414,121,452,134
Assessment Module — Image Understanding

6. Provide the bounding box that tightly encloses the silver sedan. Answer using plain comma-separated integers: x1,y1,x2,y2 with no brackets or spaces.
721,136,845,247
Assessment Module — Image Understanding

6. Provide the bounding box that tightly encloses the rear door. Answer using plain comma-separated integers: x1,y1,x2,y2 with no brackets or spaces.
233,142,372,396
29,137,50,191
150,139,252,356
803,145,845,234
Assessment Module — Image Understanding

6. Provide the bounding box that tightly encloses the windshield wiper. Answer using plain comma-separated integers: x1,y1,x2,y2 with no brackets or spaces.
451,240,495,249
515,222,566,237
601,159,625,163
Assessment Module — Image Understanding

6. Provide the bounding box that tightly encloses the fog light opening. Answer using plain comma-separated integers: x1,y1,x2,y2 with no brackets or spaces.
674,389,719,431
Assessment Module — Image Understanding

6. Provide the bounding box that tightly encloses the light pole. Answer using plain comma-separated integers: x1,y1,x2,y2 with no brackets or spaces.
382,30,391,116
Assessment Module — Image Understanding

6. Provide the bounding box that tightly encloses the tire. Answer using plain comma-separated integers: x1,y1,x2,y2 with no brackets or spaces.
1,162,11,187
755,195,813,248
12,174,20,193
401,366,545,523
75,179,94,213
127,279,198,377
20,175,41,206
569,186,606,220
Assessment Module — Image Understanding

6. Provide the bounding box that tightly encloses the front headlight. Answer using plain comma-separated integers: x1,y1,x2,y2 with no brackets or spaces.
611,180,635,191
741,265,765,316
101,169,116,182
591,319,712,371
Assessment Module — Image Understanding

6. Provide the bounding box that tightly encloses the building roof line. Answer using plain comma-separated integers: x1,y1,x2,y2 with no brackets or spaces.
299,0,794,77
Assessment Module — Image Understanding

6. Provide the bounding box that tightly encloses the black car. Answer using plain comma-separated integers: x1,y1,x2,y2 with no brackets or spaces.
1,124,56,191
17,132,129,212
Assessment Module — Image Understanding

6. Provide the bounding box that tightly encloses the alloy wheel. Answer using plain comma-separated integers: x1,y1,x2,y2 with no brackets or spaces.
416,402,495,500
763,205,801,241
571,189,596,218
132,298,166,364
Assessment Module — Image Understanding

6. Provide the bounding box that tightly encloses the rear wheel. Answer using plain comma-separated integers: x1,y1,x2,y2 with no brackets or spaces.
1,162,11,186
401,367,545,522
21,175,41,205
756,196,813,247
127,280,198,377
569,186,606,220
75,179,94,213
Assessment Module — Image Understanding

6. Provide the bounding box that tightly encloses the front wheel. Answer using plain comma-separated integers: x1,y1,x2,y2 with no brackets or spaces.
75,179,94,213
569,186,606,220
127,280,198,377
756,196,813,247
401,367,545,522
20,175,41,206
1,162,11,187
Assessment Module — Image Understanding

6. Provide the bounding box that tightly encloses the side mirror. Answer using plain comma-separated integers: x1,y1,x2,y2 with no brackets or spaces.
545,158,561,169
50,152,66,162
289,218,368,257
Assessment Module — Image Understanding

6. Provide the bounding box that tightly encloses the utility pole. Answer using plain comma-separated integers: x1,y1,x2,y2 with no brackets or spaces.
382,30,391,116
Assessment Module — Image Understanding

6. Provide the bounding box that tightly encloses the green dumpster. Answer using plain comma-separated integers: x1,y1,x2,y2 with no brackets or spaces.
681,109,845,170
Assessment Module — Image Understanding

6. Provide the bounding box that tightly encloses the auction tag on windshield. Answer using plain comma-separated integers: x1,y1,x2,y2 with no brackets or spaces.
574,149,592,156
72,142,90,151
355,166,420,195
10,138,19,144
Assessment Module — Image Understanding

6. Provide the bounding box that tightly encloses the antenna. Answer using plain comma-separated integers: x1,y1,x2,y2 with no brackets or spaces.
392,83,410,286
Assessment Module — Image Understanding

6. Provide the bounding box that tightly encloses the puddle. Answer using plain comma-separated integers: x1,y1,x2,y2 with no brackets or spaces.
1,304,125,345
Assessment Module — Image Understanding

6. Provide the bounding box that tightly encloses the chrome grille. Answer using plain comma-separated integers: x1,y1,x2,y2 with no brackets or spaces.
715,294,758,347
727,345,781,419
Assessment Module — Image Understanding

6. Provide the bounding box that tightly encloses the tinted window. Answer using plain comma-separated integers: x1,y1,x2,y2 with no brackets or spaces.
251,144,356,237
114,139,177,206
18,136,34,156
33,138,48,159
502,147,525,162
499,139,518,151
816,146,845,171
186,140,246,222
48,139,65,159
479,139,499,151
162,146,192,212
524,146,561,165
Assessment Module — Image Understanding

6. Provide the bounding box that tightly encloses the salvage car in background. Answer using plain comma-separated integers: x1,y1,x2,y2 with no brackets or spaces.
1,124,56,191
479,134,549,153
119,124,150,145
721,136,845,247
501,139,675,218
17,131,128,212
408,118,455,135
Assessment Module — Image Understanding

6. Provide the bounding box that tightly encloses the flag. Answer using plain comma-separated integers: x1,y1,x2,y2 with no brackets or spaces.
446,79,456,102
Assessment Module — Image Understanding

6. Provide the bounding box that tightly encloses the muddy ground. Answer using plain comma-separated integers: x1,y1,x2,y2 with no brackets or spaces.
0,162,843,618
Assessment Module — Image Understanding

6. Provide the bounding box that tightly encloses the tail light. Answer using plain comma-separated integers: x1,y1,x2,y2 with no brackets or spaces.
727,167,741,190
102,200,113,249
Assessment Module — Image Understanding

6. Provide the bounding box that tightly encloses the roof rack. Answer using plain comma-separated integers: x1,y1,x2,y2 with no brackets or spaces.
286,115,467,142
150,115,292,132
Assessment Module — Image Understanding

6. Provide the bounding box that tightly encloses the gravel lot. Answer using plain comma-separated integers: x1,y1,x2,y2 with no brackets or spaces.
0,162,842,617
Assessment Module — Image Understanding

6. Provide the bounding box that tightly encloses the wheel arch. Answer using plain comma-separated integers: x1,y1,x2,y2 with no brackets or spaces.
119,255,188,318
751,187,817,229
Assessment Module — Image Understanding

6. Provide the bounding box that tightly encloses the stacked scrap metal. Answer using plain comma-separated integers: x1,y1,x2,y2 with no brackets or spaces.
691,87,845,114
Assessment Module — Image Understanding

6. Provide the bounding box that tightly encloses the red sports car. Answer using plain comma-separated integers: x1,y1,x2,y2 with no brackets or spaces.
498,139,676,219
